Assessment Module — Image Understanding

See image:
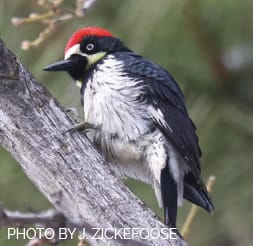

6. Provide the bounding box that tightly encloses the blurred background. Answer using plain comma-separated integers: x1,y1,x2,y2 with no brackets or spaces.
0,0,253,245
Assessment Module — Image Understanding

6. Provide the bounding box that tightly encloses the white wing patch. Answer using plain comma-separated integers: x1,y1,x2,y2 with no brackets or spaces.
147,105,173,132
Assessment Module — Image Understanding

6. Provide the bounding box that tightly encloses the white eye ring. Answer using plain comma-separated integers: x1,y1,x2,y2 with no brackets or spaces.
86,43,94,51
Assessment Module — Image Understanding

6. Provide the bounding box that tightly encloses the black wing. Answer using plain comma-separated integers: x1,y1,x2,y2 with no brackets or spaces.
116,51,201,177
115,52,214,215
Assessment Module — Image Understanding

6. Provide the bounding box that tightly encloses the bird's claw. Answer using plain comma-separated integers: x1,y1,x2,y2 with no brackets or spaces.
65,122,98,134
65,108,98,134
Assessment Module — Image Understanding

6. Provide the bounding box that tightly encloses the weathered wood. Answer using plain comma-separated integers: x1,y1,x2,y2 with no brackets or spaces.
0,39,186,246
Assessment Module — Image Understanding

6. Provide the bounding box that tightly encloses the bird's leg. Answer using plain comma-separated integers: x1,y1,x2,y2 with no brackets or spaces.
67,122,98,134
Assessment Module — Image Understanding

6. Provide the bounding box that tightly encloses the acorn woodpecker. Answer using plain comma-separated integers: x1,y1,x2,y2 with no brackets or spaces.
44,27,214,230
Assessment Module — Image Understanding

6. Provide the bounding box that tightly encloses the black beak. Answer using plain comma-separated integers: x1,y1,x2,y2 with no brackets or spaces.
43,59,75,72
43,55,88,72
43,56,88,81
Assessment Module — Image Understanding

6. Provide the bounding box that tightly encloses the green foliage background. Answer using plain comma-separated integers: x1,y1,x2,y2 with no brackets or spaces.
0,0,253,245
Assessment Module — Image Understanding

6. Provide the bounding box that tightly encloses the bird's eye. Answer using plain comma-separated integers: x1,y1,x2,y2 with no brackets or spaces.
86,43,94,51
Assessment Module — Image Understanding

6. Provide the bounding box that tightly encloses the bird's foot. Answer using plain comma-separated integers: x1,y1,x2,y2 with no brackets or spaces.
65,108,100,134
66,122,99,134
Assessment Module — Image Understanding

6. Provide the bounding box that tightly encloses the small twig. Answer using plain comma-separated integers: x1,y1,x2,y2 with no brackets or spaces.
181,175,216,238
12,11,56,27
21,24,56,50
11,0,99,50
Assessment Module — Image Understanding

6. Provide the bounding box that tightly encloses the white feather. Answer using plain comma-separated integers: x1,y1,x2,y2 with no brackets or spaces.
148,105,173,132
83,55,150,139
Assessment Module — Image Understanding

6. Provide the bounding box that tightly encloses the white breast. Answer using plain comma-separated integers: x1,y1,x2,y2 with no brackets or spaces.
83,55,150,140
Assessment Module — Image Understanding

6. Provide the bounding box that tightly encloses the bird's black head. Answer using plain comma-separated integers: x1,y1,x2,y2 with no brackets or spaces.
43,27,130,87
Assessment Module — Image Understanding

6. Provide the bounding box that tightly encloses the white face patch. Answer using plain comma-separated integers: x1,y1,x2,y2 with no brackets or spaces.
64,44,106,65
64,44,85,60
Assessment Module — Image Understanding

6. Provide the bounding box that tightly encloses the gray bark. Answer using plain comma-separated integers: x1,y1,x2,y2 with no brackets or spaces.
0,39,186,246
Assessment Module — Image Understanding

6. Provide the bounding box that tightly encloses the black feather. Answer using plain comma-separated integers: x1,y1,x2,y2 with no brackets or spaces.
115,51,214,214
115,52,202,178
160,163,178,228
184,173,214,213
153,100,201,178
115,52,187,113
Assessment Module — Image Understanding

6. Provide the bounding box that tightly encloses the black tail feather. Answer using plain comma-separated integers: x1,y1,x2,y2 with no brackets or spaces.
183,173,214,213
160,164,178,228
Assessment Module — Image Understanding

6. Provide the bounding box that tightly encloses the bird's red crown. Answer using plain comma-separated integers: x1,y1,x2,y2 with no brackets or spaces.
64,27,113,54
